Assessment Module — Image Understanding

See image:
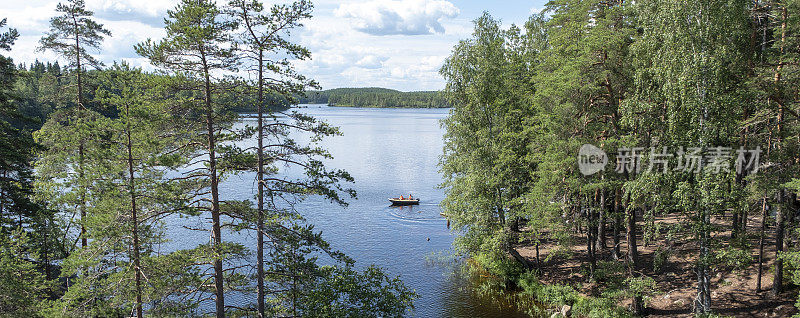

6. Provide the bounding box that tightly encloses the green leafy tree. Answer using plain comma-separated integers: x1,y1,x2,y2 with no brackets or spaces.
626,0,751,313
440,12,547,277
227,2,414,317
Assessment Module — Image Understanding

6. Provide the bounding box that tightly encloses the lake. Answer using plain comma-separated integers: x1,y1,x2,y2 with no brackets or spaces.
167,105,528,317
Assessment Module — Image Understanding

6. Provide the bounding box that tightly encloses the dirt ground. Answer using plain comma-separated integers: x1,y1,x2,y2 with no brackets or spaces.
514,214,798,317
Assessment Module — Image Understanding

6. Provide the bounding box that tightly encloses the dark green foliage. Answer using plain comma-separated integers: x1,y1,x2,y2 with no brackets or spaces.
299,265,416,317
0,18,54,318
0,232,49,316
0,19,42,237
298,87,452,108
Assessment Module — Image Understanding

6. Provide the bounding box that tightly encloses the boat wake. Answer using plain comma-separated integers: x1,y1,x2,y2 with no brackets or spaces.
385,204,443,225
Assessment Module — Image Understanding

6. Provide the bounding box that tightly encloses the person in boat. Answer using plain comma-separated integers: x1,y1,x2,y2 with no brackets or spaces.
400,195,404,200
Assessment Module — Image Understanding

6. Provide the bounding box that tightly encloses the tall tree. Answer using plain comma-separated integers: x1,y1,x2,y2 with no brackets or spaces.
440,12,542,274
91,64,194,318
627,0,751,313
746,0,800,297
534,0,634,282
226,1,317,315
0,17,39,241
37,0,111,248
0,18,50,316
135,1,240,316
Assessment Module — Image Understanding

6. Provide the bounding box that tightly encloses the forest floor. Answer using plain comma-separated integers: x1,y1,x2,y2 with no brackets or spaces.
515,214,798,317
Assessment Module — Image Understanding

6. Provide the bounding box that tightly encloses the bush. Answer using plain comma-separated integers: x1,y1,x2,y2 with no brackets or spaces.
516,271,631,318
653,247,672,273
714,246,753,272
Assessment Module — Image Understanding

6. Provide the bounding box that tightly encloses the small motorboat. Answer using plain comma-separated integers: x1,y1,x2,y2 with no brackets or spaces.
389,196,420,206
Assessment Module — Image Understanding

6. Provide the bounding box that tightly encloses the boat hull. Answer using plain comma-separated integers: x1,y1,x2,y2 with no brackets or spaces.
389,199,420,206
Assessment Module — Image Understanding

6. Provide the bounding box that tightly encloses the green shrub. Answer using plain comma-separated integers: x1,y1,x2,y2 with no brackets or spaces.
653,247,672,273
516,272,631,318
714,246,753,272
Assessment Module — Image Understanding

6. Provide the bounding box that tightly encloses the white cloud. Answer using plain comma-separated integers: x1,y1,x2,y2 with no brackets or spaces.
3,0,466,91
335,0,459,35
291,13,455,91
85,0,176,17
355,55,387,69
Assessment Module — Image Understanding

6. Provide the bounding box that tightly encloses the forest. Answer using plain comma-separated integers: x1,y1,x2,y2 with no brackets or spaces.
439,0,800,317
296,87,452,108
0,0,416,317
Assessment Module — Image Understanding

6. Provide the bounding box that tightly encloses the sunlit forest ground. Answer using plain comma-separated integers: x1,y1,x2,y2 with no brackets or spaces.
516,215,799,317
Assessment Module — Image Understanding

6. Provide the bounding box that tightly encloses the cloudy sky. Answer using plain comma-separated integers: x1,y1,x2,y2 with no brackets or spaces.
1,0,547,91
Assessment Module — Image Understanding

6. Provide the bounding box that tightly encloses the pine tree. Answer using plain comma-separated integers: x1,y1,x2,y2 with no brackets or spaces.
226,1,317,315
534,0,634,283
745,0,800,297
0,18,51,316
135,1,241,316
0,17,38,241
82,64,195,317
37,0,111,249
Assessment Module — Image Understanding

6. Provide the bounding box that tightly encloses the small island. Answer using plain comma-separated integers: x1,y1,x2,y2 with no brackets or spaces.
297,87,452,108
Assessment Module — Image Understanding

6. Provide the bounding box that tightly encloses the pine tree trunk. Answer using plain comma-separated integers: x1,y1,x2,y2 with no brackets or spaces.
126,109,143,318
0,171,3,217
771,4,788,299
74,19,87,250
79,143,87,249
256,49,266,318
598,189,607,250
587,200,596,278
202,55,225,318
626,206,637,267
773,190,784,296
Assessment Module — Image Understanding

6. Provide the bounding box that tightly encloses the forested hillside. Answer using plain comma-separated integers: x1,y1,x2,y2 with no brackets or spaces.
298,87,452,108
440,1,800,317
14,60,293,124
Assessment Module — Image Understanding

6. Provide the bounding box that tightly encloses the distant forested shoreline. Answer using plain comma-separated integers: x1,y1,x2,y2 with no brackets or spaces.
15,60,296,127
297,87,452,108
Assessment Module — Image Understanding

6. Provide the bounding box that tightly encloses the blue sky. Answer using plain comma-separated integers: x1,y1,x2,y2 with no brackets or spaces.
1,0,548,91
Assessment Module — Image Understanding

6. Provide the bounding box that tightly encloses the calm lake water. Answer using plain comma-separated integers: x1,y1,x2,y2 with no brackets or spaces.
165,105,528,317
